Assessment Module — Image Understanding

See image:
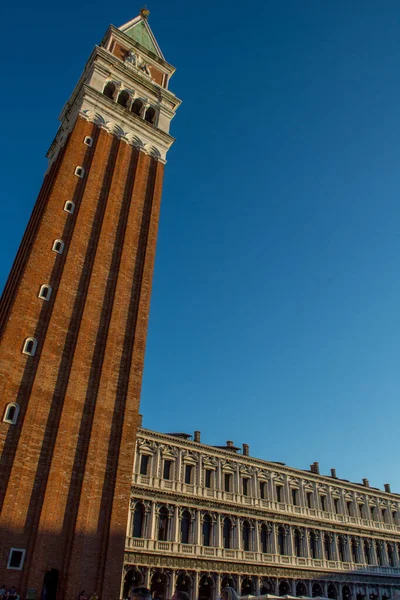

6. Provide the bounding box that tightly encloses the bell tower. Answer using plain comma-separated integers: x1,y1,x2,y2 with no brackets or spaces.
0,11,180,600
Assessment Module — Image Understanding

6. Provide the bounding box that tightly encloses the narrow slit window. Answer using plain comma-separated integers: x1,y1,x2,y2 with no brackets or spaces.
22,337,37,356
185,464,193,484
38,284,52,301
74,166,85,178
7,548,25,570
84,136,93,147
140,454,149,475
205,469,212,489
260,481,266,499
242,478,249,496
163,460,172,480
3,403,20,425
52,239,64,254
64,201,75,214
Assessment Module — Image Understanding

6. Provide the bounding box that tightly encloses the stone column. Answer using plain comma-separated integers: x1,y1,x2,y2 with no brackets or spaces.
175,450,182,486
237,576,242,596
304,530,311,558
285,525,293,556
323,583,328,598
332,533,339,561
255,578,261,596
173,505,180,543
254,522,260,553
216,513,222,548
215,573,221,600
237,519,243,550
193,572,199,600
144,569,151,588
307,581,312,597
270,523,277,554
167,571,174,599
196,509,202,545
291,581,297,596
150,502,157,540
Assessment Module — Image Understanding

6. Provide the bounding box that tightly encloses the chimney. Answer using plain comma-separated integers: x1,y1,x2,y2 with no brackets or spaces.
362,478,370,487
310,462,320,475
243,443,249,456
194,430,201,443
226,440,234,448
384,483,391,493
330,468,337,478
138,414,143,427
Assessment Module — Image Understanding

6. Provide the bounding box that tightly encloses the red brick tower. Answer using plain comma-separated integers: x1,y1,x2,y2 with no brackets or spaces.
0,11,180,600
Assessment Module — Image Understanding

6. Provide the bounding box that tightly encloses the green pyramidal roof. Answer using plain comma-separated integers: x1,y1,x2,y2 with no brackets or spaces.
119,15,165,59
123,20,162,57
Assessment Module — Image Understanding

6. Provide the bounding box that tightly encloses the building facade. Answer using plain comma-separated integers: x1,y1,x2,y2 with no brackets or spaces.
0,13,180,600
125,428,400,600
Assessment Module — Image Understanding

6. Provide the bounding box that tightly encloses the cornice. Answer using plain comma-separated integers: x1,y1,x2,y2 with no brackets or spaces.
137,429,399,503
130,486,400,543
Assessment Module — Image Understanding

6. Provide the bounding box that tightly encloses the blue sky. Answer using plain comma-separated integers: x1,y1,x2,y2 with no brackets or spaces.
1,0,400,492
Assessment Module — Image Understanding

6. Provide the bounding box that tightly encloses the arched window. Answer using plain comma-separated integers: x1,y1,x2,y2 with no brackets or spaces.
342,586,351,600
22,337,37,356
241,578,254,596
52,239,64,254
145,106,156,124
103,82,116,99
371,505,377,520
223,517,232,549
64,201,75,214
338,535,345,562
158,506,169,541
260,523,268,554
38,284,52,301
312,584,323,598
279,581,290,596
351,538,358,563
376,541,383,566
327,585,337,599
131,99,143,116
296,583,307,597
132,502,144,538
387,543,394,567
181,510,191,544
309,531,317,559
324,533,331,560
364,540,371,564
74,166,85,178
3,403,20,424
277,526,285,555
117,90,130,108
242,520,250,551
202,514,212,547
294,529,302,557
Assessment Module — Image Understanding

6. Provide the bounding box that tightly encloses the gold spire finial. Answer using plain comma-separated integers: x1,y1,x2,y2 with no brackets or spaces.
140,6,150,19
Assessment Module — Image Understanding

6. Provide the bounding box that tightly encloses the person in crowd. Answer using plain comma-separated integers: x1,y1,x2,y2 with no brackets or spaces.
7,587,17,600
88,592,98,600
171,592,190,600
78,591,87,600
131,588,152,600
221,587,239,600
0,586,7,599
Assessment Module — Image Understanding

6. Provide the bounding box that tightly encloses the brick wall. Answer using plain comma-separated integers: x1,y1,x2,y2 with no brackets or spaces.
0,116,164,600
